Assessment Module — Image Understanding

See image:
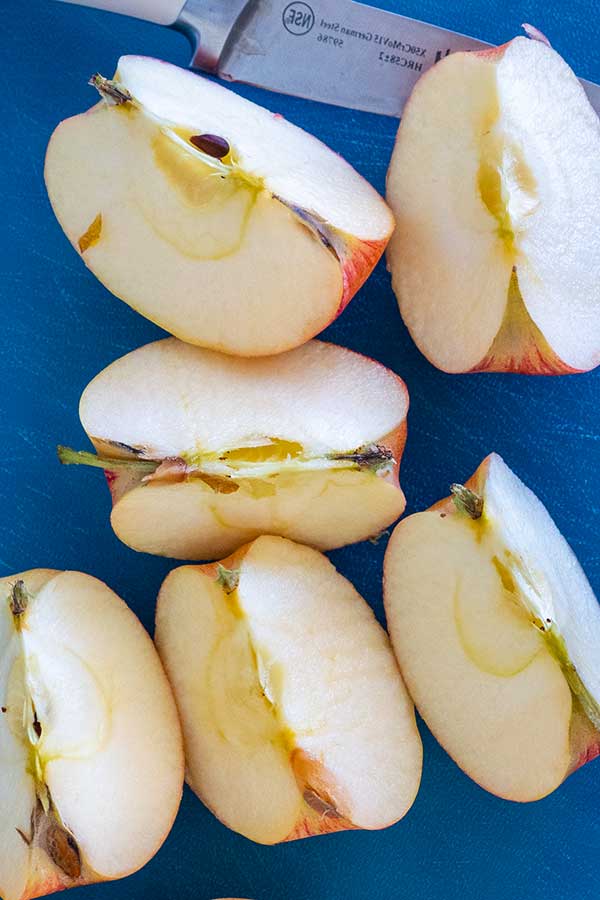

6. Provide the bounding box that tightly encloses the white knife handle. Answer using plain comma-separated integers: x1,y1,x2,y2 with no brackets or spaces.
54,0,186,26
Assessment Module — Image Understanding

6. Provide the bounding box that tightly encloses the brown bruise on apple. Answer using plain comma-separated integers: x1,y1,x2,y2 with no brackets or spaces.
77,214,103,255
2,581,89,900
434,464,600,765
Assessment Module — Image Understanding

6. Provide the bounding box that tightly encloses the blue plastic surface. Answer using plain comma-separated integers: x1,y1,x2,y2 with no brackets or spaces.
1,2,599,898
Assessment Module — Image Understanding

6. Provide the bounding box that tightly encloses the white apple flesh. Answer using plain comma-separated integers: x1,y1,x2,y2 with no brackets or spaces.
384,454,600,801
60,337,409,560
155,536,423,843
0,570,184,900
44,57,394,357
386,35,600,374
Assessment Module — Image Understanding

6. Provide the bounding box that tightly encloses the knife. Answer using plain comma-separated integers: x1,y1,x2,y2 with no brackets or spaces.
56,0,600,117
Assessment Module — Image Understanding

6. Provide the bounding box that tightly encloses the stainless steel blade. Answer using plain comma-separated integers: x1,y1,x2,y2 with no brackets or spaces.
175,0,600,117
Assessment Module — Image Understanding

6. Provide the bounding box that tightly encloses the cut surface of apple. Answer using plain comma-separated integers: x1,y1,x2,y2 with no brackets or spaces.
59,337,409,560
155,535,422,843
384,454,600,802
44,57,394,357
0,569,183,900
387,35,600,373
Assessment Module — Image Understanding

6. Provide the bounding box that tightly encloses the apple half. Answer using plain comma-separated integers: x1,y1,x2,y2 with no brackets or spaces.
384,453,600,801
58,337,409,560
0,569,184,900
386,34,600,373
44,56,394,357
155,535,423,843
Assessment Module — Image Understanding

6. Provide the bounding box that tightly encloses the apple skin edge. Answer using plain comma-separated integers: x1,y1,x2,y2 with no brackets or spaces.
422,454,600,790
336,235,391,318
469,267,581,375
45,72,396,358
21,870,74,900
472,336,580,376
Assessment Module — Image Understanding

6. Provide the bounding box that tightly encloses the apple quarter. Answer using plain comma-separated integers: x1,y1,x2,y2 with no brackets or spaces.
45,56,394,357
0,569,184,900
59,337,410,560
384,454,600,801
155,535,423,843
387,35,600,374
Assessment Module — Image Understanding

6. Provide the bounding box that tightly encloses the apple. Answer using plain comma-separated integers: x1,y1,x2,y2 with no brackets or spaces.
58,337,409,560
44,56,394,357
0,569,184,900
384,453,600,801
154,535,423,843
386,34,600,373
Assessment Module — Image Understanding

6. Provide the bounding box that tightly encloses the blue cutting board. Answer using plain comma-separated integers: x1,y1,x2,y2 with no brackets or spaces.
1,1,599,898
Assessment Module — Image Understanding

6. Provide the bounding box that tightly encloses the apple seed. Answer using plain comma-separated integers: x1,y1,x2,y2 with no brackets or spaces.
189,134,230,159
303,788,342,818
77,213,103,254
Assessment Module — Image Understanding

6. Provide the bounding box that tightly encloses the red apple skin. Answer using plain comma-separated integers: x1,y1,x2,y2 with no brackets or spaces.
473,343,581,376
387,37,595,377
403,322,582,376
337,235,391,317
470,289,582,375
568,706,600,776
22,872,68,900
22,866,107,900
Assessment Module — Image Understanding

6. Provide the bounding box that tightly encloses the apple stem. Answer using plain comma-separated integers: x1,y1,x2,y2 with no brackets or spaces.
328,444,394,472
9,580,30,621
89,73,133,106
450,483,483,519
57,446,159,475
215,565,240,594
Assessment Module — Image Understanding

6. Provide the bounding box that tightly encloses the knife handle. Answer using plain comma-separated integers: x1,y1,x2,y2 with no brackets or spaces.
54,0,186,27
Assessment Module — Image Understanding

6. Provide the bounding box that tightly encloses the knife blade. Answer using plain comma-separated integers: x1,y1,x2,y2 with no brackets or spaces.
57,0,600,117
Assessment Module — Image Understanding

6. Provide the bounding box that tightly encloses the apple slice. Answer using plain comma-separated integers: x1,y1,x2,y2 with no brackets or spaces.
44,57,394,357
0,569,183,900
384,454,600,801
155,535,422,843
386,34,600,373
58,337,409,560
